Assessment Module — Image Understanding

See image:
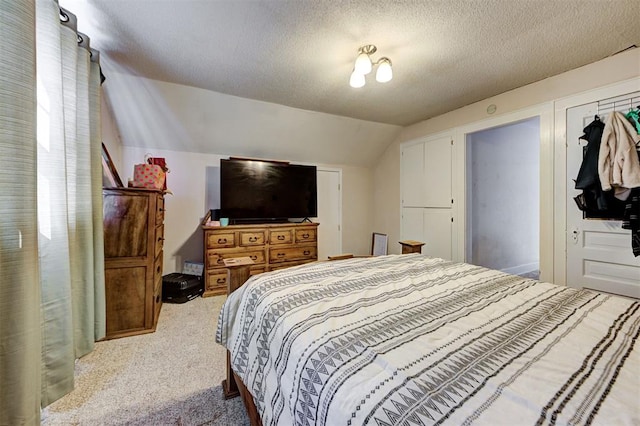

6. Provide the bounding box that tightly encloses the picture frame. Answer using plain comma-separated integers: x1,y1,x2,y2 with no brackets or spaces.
371,232,388,256
102,142,123,188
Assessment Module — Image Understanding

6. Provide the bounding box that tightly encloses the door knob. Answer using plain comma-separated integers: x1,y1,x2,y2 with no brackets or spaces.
571,228,580,244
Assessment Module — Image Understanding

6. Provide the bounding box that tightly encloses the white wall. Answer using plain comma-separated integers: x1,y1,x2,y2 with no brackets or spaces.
120,146,373,273
103,73,401,168
373,49,640,270
100,89,123,174
467,119,539,272
99,74,397,271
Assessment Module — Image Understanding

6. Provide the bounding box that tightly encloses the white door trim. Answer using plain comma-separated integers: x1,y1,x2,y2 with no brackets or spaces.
316,166,343,256
454,103,554,282
553,77,640,286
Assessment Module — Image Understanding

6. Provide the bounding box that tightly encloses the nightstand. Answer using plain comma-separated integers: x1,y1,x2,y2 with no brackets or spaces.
399,240,425,254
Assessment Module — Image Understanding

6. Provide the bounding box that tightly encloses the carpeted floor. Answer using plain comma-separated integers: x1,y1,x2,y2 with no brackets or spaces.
42,296,250,425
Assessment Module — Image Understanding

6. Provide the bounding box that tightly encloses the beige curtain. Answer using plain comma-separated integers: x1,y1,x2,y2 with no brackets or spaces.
37,0,106,406
0,0,105,421
0,2,41,424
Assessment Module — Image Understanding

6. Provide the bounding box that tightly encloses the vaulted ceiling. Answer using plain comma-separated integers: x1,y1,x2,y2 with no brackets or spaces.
61,0,640,128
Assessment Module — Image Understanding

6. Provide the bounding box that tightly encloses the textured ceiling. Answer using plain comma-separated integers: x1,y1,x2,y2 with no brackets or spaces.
61,0,640,126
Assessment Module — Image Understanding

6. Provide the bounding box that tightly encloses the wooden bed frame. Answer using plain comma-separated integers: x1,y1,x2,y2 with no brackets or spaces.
221,258,263,426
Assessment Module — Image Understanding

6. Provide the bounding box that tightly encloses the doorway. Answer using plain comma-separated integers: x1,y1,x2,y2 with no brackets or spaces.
466,117,540,278
565,96,640,298
315,168,342,260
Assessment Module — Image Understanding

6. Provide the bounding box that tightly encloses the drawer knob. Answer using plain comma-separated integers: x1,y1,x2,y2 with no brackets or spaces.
277,252,285,257
218,238,227,244
216,278,226,284
249,236,258,242
156,265,161,273
158,237,165,242
277,235,285,241
158,208,164,212
155,295,160,303
302,233,309,239
250,255,258,261
303,250,310,255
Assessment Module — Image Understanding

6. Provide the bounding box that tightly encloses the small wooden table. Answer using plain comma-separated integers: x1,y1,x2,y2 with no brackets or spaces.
221,257,254,399
399,240,425,254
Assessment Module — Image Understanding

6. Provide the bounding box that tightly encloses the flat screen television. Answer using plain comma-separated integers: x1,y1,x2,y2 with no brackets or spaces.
220,159,317,222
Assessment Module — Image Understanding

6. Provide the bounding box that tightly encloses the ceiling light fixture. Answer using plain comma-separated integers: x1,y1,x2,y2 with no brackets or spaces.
349,44,393,88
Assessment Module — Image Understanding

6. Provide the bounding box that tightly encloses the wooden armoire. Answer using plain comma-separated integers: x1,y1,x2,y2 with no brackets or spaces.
103,188,165,339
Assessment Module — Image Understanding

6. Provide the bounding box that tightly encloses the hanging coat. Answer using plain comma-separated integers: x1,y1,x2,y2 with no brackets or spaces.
598,111,640,191
575,117,611,212
575,117,605,189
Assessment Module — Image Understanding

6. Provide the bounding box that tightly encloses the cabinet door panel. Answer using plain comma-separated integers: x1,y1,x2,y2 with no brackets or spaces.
103,195,149,257
105,266,147,334
401,207,424,242
423,209,452,260
401,143,425,207
424,136,452,207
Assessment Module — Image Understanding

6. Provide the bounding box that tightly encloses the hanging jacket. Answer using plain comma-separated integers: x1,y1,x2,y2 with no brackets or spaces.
598,111,640,191
626,108,640,134
575,117,605,190
575,117,610,211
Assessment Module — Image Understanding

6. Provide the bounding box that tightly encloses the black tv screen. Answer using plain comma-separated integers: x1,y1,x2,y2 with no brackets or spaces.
220,159,317,221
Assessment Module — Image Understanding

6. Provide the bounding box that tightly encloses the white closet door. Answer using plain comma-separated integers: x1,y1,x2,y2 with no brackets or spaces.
401,207,424,242
316,169,341,260
401,143,425,207
424,136,453,207
401,135,454,259
423,209,453,260
566,103,640,298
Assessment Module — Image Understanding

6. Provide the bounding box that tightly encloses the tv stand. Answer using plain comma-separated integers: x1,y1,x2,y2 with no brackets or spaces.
299,217,313,223
201,218,319,297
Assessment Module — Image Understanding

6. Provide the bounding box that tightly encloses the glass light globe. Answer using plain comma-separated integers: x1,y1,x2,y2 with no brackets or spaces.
354,52,372,75
375,59,393,83
349,70,366,88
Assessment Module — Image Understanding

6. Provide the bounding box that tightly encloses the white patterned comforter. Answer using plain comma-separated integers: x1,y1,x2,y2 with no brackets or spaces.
216,255,640,426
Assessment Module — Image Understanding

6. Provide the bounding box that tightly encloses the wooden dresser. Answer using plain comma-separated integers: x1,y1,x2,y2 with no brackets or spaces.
201,220,319,297
103,188,165,339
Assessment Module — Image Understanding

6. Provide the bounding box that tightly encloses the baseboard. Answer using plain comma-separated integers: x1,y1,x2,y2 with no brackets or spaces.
501,262,539,276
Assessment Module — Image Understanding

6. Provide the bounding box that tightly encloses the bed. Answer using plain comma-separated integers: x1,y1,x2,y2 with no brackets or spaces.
216,254,640,426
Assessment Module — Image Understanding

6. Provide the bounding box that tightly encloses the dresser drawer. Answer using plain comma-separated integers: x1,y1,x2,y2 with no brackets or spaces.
206,231,236,249
207,248,266,267
269,229,293,245
153,275,162,323
240,230,266,246
206,270,228,292
154,224,164,258
295,227,317,243
156,195,165,225
250,266,266,275
154,252,163,285
270,245,317,263
269,259,314,271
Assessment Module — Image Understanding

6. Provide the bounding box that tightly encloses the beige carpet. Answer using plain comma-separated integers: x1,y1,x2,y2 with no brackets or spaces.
42,296,250,425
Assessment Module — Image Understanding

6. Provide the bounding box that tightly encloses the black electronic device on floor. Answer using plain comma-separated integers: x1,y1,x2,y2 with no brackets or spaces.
162,273,204,303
